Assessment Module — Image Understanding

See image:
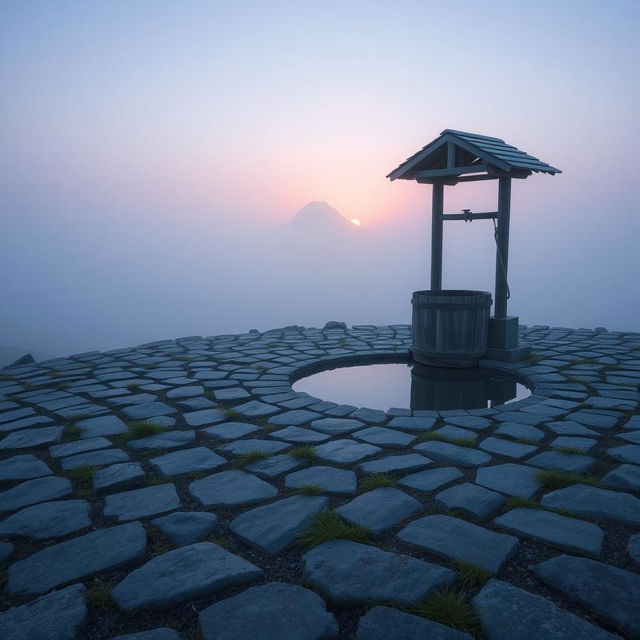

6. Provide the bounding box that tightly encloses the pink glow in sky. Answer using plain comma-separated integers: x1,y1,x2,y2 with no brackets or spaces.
1,1,639,357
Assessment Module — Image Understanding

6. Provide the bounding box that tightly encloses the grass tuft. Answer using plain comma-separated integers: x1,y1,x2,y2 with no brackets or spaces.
289,445,319,461
127,421,167,439
455,561,490,589
450,437,478,448
360,473,398,492
85,580,115,612
221,407,241,419
295,484,325,496
208,535,229,548
233,451,269,468
535,469,601,491
148,527,174,556
66,465,96,483
504,496,540,511
418,432,477,448
184,626,205,640
412,586,481,636
418,431,445,442
553,446,585,455
63,423,83,441
173,355,196,362
297,511,370,550
125,382,140,391
515,438,539,446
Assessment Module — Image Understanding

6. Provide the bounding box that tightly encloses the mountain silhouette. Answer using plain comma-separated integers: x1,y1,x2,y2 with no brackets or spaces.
286,201,360,234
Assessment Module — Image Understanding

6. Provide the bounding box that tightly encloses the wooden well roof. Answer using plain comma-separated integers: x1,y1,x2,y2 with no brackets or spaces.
387,129,561,184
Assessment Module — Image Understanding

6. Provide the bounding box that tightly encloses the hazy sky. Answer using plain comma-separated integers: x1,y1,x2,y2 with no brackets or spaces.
1,1,639,359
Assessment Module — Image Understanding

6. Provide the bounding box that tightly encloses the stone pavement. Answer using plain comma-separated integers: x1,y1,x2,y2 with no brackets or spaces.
0,323,639,639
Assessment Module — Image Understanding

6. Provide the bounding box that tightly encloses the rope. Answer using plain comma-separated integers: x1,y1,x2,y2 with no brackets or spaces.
492,217,511,300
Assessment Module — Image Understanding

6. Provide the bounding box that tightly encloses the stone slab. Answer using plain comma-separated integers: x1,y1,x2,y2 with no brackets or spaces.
112,629,180,640
494,508,603,558
527,451,595,473
233,400,280,418
568,410,618,429
607,444,640,465
302,540,455,606
358,453,432,475
127,430,195,452
0,583,87,640
189,470,277,507
60,448,129,470
629,534,640,567
104,484,180,522
229,495,329,555
479,436,537,459
244,454,306,479
314,439,381,464
201,422,260,440
0,499,91,540
149,447,226,476
602,464,640,491
198,582,338,640
0,476,72,514
77,415,128,438
353,426,416,448
387,416,436,432
397,515,518,574
93,462,145,493
336,487,422,537
122,402,176,420
436,483,505,520
267,426,329,443
0,454,52,481
444,415,493,430
152,511,218,546
183,409,226,426
535,554,640,639
541,484,640,525
267,410,322,426
475,463,542,498
49,437,112,458
494,422,544,441
414,441,491,467
473,579,618,640
0,426,64,450
8,521,147,595
356,606,474,640
284,466,357,495
551,436,597,453
399,467,463,492
112,542,263,612
310,418,365,435
218,438,289,456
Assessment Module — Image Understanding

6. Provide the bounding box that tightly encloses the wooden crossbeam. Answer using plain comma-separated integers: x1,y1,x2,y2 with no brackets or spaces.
441,211,497,221
414,164,488,179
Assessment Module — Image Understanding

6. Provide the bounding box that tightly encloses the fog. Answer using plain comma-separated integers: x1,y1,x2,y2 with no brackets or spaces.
1,2,639,363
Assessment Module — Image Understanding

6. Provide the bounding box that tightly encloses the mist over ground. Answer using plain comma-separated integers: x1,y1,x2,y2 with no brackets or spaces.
1,1,639,363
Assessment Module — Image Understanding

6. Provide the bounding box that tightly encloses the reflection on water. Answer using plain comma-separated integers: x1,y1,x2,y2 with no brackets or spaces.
293,362,530,411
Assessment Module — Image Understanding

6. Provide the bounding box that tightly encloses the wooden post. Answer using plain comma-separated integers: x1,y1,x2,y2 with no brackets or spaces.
494,177,511,318
431,182,444,290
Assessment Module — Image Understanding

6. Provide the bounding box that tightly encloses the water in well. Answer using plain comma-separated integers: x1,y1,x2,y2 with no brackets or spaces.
293,362,530,412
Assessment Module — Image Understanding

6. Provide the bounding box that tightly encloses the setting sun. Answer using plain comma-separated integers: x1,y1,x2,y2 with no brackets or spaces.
350,218,361,226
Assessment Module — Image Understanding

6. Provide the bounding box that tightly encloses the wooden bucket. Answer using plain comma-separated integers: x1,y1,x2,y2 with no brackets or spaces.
411,290,492,368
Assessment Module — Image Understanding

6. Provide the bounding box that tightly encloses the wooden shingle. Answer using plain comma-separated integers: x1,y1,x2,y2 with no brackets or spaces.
387,129,560,183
